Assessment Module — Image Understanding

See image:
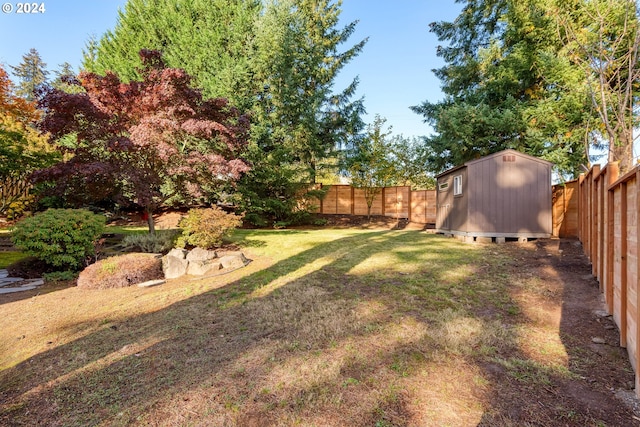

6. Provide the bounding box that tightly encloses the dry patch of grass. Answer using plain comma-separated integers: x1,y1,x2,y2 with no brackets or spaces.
0,230,634,426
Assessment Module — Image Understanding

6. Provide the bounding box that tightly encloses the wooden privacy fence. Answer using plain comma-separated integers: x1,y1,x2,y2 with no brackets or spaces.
0,176,32,213
317,185,436,224
577,162,640,394
552,180,579,238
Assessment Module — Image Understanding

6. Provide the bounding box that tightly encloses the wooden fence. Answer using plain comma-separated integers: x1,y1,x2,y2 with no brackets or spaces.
0,175,32,214
577,162,640,394
552,180,579,238
318,185,437,224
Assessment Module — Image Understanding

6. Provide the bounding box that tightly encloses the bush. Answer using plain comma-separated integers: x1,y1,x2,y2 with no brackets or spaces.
5,195,35,220
176,207,242,249
77,253,162,289
43,270,78,282
11,208,105,270
121,229,179,253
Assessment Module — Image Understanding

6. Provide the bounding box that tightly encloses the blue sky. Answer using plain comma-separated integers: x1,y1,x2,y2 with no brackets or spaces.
0,0,462,138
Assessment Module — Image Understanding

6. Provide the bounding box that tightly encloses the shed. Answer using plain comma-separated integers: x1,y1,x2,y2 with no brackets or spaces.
435,149,552,241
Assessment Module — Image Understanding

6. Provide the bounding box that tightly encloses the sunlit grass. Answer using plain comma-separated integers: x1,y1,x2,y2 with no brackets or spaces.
0,251,27,269
103,225,150,235
0,229,595,426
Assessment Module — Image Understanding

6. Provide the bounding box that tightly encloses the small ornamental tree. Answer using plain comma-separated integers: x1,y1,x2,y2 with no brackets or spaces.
36,50,250,233
343,115,394,219
0,65,58,216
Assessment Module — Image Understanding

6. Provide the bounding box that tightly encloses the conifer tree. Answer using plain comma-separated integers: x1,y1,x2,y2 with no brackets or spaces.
10,48,49,101
412,0,593,177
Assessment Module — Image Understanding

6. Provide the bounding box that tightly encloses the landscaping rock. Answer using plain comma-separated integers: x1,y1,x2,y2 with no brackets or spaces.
137,279,166,288
161,248,249,279
0,285,37,294
187,260,222,276
219,254,250,270
162,253,189,279
167,248,188,260
186,247,218,262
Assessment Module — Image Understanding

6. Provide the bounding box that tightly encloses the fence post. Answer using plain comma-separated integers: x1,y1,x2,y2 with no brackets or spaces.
590,166,600,265
407,187,412,221
636,169,640,393
620,182,628,348
578,173,585,248
597,170,607,289
605,163,620,314
381,187,386,216
351,186,355,215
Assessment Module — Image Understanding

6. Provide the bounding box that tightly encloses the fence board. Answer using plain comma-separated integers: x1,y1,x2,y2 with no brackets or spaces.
353,188,383,216
576,163,640,395
317,185,435,223
383,186,410,219
552,181,578,237
410,190,437,224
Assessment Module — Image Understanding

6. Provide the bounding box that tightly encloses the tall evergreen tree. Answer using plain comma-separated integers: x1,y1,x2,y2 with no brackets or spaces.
412,0,593,177
251,0,367,183
10,48,49,101
82,0,261,108
51,62,84,94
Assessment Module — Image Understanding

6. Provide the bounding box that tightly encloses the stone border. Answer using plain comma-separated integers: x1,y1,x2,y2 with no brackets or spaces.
162,248,250,280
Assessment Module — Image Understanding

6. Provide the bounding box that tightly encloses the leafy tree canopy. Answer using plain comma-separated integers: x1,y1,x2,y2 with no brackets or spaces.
0,65,58,215
37,50,250,233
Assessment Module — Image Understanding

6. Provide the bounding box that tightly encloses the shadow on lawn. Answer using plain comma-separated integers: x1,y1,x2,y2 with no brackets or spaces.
4,233,613,425
0,230,479,425
474,239,636,426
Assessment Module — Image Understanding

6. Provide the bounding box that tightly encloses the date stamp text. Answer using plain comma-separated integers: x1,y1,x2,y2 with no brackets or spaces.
2,3,46,14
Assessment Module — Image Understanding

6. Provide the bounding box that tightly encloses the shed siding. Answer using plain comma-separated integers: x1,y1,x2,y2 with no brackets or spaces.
437,150,552,237
436,168,468,231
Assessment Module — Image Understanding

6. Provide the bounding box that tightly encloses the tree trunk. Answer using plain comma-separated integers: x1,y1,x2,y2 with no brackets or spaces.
146,207,155,234
608,126,635,174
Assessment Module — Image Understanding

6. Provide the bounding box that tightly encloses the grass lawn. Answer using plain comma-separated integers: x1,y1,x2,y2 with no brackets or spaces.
103,224,151,235
0,229,633,426
0,251,28,269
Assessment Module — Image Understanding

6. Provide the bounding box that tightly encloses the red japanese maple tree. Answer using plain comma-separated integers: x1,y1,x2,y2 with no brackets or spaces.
36,50,250,233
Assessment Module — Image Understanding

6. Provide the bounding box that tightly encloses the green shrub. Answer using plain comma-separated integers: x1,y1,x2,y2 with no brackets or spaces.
177,207,243,249
121,229,179,253
77,253,162,289
43,270,78,282
313,218,329,226
6,195,35,220
11,208,106,270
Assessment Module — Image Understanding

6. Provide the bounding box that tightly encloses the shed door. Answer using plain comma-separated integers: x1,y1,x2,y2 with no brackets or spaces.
438,204,450,230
